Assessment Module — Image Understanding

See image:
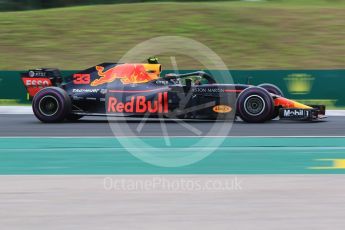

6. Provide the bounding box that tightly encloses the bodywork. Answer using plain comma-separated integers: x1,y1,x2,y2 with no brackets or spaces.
21,62,326,121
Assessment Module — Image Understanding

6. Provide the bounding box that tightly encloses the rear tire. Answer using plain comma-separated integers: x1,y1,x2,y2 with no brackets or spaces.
258,83,284,120
236,87,274,123
32,87,71,123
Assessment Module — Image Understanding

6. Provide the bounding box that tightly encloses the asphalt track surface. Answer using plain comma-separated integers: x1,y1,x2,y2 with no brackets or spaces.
2,115,345,229
0,114,344,136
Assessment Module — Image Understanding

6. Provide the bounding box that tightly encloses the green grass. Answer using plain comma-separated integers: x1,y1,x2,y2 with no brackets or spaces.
0,0,344,70
0,99,21,105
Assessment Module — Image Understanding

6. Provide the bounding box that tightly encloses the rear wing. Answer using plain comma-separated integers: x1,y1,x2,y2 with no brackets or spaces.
21,68,63,99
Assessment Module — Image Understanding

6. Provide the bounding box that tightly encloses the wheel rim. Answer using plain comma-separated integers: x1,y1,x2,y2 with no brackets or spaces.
243,95,265,116
38,95,59,116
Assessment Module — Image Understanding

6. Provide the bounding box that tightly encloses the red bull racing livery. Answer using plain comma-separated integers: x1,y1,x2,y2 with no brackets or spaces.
107,92,168,114
21,58,326,123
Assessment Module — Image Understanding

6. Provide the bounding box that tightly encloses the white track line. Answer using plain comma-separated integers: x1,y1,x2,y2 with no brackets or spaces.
0,106,344,116
0,106,32,114
1,136,345,138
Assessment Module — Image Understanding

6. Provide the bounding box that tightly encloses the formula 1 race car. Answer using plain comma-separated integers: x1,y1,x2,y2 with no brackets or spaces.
21,58,326,123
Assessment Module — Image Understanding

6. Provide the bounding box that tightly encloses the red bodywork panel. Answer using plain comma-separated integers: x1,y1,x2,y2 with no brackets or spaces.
22,77,52,97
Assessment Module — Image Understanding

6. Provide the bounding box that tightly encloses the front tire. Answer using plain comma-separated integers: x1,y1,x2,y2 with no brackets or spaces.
258,83,284,97
32,87,71,123
236,87,274,123
258,83,284,120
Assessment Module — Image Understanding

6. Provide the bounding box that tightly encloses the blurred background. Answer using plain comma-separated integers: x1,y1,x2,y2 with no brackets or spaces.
0,0,344,70
1,2,345,229
0,0,344,106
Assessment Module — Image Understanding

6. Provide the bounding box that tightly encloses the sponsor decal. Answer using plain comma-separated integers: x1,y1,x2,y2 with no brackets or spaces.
73,74,91,85
72,89,100,93
28,71,35,77
284,73,314,95
72,96,83,100
156,80,169,85
282,109,310,118
100,89,108,94
213,105,232,113
23,78,50,87
91,64,159,87
283,109,305,117
28,70,46,77
193,88,225,93
22,77,52,97
86,97,97,101
107,92,168,114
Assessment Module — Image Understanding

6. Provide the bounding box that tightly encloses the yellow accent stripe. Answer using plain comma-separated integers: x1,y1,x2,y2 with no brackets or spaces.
309,159,345,170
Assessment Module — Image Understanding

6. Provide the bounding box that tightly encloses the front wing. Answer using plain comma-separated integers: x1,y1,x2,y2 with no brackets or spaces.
279,106,326,121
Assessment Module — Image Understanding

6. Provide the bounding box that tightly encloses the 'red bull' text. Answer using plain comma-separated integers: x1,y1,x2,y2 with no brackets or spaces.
107,92,168,113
